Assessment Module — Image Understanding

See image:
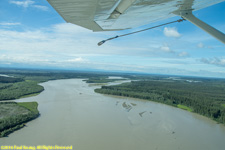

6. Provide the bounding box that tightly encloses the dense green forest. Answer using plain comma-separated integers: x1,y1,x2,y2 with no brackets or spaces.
0,76,24,83
95,78,225,125
84,77,125,83
0,81,44,101
0,102,39,137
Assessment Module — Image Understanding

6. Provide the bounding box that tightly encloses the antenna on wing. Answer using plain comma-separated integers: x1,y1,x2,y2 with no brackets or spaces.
98,18,185,46
98,36,119,46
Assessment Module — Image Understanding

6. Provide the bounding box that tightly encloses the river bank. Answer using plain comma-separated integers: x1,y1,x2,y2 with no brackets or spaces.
95,79,225,125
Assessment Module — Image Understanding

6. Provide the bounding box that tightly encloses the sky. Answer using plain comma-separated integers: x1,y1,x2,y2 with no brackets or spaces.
0,0,225,78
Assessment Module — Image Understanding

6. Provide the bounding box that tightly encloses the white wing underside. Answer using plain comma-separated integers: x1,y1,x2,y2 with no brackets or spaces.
47,0,225,31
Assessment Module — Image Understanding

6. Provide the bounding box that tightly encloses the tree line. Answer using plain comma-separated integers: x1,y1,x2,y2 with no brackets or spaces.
95,79,225,125
0,76,24,83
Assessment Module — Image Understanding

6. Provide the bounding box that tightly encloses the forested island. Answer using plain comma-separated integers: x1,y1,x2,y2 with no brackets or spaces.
84,77,125,83
95,77,225,125
0,101,39,137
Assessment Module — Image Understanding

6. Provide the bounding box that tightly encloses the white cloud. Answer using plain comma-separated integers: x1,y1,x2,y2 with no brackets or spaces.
9,0,48,11
0,23,130,69
163,27,181,38
67,57,87,63
160,44,174,53
178,52,189,57
52,23,90,34
197,42,214,49
160,45,170,52
197,42,204,48
33,5,49,11
10,0,34,8
159,44,189,57
0,22,21,26
200,57,225,67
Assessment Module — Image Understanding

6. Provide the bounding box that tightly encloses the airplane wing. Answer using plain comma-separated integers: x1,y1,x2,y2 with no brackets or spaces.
47,0,225,44
47,0,225,31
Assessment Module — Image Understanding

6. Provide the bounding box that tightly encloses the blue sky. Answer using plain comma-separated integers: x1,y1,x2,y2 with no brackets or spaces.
0,0,225,78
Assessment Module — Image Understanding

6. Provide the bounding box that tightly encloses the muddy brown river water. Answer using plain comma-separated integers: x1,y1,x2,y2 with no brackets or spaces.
1,79,225,150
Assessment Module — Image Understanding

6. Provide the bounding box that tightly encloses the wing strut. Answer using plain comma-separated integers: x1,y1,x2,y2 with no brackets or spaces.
98,18,185,46
178,11,225,44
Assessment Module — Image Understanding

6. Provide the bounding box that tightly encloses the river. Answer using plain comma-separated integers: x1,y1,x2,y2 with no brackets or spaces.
1,79,225,150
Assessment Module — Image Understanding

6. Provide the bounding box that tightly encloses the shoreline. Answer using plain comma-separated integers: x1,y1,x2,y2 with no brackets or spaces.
94,82,225,126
